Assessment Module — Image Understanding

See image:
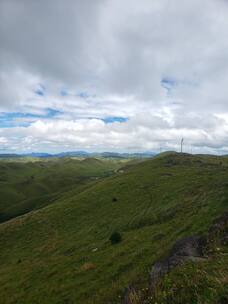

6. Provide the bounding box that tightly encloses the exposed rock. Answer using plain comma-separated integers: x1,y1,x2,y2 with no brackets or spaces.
209,212,228,236
150,235,206,290
119,212,228,302
170,235,205,257
150,212,228,290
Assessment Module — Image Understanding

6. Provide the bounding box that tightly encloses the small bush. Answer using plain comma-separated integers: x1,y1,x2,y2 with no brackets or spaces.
109,231,122,244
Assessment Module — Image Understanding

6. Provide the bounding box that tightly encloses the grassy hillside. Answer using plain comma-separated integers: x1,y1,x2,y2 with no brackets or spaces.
0,153,227,303
149,244,228,304
0,157,123,222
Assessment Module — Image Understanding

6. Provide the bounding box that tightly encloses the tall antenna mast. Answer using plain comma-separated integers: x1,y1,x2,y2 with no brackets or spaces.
181,138,184,153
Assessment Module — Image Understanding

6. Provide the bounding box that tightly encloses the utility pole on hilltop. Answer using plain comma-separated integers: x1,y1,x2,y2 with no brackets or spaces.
181,138,184,153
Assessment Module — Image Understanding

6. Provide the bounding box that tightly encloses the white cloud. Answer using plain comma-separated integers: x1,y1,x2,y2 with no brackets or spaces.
0,0,228,153
1,112,228,154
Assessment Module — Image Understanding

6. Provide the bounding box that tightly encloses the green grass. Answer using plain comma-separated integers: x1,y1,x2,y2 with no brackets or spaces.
0,157,123,222
0,153,227,303
149,245,228,304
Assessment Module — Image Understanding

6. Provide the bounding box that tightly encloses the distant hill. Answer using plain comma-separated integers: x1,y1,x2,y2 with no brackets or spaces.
0,151,156,159
0,153,22,158
0,157,124,223
23,152,53,158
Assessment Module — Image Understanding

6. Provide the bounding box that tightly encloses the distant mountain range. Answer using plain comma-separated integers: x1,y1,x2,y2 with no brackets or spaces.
0,151,156,159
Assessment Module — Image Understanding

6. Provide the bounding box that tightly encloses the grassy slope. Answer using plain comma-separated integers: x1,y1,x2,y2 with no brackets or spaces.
0,157,122,222
150,245,228,304
0,153,227,303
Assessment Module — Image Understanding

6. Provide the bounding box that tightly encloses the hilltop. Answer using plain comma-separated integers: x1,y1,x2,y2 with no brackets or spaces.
0,153,227,303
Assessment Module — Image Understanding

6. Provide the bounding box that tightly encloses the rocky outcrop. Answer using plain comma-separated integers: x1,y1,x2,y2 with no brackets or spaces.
122,212,228,303
149,212,228,290
150,235,206,290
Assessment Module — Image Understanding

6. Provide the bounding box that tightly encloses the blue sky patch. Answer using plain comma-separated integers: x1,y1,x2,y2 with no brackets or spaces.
77,91,90,99
35,89,44,96
161,77,178,95
34,84,46,96
102,116,128,124
0,108,61,128
60,88,68,96
45,108,61,118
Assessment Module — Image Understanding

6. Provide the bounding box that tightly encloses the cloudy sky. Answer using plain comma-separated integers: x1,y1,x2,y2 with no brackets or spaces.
0,0,228,154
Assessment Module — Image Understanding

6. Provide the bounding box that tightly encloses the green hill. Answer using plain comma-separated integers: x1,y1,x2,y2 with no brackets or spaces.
0,157,123,223
0,153,227,303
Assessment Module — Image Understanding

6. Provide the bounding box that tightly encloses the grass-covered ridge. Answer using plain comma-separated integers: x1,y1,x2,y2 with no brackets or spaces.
0,153,227,303
0,157,124,223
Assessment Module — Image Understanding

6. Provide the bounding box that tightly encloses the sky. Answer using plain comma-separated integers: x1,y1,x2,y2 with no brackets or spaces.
1,0,228,154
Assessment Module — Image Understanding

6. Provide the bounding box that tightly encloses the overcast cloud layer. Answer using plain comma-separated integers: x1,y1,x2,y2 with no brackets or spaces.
0,0,228,154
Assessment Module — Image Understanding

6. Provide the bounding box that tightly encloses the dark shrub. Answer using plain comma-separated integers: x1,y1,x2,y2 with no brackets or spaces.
109,231,122,244
112,197,117,202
